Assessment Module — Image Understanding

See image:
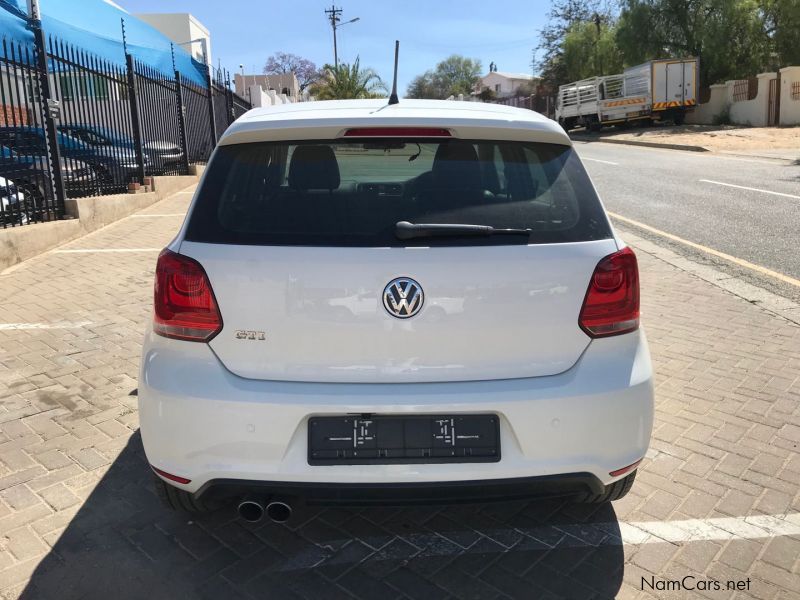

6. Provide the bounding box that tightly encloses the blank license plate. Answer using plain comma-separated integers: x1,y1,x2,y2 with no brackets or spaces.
308,414,500,465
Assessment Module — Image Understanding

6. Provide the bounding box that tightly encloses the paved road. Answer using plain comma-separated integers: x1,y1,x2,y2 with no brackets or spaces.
574,142,800,301
1,186,800,599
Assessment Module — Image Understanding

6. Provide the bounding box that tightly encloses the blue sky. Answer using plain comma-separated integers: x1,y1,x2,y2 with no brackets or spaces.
119,0,549,94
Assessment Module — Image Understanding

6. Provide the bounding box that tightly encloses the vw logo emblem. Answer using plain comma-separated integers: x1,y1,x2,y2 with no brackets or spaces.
382,277,424,319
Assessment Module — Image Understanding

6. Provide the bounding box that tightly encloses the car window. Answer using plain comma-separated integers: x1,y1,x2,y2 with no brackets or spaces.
186,139,612,247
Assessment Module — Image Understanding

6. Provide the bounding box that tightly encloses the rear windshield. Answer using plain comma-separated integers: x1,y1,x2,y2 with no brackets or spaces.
185,139,611,246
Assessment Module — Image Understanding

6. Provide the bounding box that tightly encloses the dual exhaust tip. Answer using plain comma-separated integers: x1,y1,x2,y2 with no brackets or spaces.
237,497,292,523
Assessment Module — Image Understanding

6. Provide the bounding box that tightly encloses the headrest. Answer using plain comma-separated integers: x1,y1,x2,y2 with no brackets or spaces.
432,142,481,189
288,145,340,191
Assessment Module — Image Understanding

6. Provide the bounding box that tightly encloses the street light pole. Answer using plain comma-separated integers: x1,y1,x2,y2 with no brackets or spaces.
325,5,359,69
325,5,342,68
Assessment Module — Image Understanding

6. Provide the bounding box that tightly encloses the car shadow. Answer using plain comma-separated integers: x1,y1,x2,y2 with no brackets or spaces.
21,432,625,600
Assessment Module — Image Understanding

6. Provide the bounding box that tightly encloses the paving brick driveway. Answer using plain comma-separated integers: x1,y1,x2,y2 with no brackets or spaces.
0,186,798,599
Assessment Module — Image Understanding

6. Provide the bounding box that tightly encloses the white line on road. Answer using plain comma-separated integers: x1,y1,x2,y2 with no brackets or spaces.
700,179,800,200
53,248,161,254
0,320,92,331
608,211,800,288
581,157,619,165
129,213,185,218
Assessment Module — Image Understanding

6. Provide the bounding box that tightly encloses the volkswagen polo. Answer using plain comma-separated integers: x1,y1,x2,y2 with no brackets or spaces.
139,99,654,521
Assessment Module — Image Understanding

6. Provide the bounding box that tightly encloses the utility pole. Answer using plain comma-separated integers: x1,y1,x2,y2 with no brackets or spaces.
325,5,343,68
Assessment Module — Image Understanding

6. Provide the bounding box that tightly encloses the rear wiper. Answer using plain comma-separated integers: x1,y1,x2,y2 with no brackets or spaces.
395,221,531,240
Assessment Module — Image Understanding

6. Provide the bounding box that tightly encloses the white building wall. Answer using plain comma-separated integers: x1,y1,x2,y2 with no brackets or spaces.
779,66,800,125
728,72,775,127
135,13,212,66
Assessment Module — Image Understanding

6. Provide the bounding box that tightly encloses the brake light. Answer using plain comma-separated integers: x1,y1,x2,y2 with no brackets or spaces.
343,127,451,137
579,247,639,338
153,249,222,342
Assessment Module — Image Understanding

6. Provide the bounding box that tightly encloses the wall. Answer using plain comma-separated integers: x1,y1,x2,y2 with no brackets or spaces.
728,73,775,126
135,13,211,66
686,67,800,126
779,66,800,126
0,170,202,272
686,84,726,124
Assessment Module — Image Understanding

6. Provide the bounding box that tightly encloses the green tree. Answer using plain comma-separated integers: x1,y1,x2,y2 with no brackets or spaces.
615,0,770,85
407,55,482,99
562,18,624,80
536,0,603,87
760,0,800,67
309,57,386,100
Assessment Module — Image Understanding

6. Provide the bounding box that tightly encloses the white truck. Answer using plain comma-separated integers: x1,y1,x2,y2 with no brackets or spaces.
555,58,698,131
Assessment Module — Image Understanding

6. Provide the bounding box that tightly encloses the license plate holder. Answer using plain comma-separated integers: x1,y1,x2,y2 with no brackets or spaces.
308,414,500,465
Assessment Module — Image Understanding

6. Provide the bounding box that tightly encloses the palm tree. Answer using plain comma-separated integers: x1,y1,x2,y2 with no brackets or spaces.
310,57,387,100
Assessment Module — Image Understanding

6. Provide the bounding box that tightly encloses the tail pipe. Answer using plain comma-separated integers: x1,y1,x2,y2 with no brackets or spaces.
237,497,265,522
237,496,293,523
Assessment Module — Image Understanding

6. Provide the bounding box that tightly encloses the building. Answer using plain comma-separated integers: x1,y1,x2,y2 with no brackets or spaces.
234,73,301,101
134,13,211,66
479,71,538,98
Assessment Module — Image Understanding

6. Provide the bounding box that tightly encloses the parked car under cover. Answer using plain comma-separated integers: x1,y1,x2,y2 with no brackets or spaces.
0,126,147,190
0,144,97,217
59,124,184,174
139,99,654,522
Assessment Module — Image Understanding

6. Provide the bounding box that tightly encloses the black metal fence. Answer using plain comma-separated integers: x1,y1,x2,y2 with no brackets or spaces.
0,38,60,227
0,25,251,228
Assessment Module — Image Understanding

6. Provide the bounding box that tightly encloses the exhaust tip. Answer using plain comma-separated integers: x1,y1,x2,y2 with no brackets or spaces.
237,499,265,523
265,501,292,523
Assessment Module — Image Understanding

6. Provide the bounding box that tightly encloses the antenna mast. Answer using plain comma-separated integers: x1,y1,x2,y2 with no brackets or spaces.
388,40,399,105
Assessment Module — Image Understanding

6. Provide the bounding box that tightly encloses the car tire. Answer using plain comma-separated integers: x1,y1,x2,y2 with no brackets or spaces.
153,474,214,514
575,470,637,504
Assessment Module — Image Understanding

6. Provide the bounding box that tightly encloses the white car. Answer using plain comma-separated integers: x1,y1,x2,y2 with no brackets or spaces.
0,175,27,225
139,99,654,522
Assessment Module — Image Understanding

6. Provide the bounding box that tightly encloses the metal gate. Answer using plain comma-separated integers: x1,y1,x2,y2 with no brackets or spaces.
767,77,780,126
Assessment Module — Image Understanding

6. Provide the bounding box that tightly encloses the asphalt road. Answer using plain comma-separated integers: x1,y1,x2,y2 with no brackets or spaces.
573,141,800,302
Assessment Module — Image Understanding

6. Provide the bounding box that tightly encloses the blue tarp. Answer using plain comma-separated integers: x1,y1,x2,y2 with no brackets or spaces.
0,0,207,85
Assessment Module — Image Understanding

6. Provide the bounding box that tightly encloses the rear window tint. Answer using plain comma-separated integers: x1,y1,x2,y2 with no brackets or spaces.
185,139,611,247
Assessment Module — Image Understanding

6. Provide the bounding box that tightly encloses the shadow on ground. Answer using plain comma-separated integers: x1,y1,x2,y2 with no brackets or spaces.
21,432,624,600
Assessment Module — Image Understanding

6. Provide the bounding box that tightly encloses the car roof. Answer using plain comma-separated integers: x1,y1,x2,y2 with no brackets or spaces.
219,99,570,147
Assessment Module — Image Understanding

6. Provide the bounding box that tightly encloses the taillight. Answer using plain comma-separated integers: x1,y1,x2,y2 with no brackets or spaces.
153,249,222,342
579,246,639,338
342,127,451,137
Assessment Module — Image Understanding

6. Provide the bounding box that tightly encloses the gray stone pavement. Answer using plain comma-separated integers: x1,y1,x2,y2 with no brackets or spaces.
0,185,798,599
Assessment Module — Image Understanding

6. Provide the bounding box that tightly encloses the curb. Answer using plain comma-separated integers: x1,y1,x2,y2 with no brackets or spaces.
570,135,709,153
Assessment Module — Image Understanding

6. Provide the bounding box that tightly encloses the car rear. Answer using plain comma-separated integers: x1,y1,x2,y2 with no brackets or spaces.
139,100,653,513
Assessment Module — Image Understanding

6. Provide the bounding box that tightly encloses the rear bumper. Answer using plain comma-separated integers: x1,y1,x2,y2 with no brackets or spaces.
139,328,654,495
196,473,605,506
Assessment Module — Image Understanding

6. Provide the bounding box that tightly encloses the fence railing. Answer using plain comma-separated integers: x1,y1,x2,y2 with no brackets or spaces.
1,22,251,229
732,78,758,103
1,37,60,227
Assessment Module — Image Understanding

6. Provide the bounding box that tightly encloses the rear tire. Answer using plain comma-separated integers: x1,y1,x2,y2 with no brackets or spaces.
575,470,637,504
153,474,213,514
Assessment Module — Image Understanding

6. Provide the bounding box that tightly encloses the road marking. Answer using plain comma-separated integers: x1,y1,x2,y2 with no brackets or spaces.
581,157,619,165
700,179,800,200
0,320,92,331
130,213,185,218
608,211,800,288
176,191,195,194
54,248,161,254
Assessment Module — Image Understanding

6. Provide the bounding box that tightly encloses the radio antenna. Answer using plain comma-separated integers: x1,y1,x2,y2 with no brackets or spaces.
388,40,400,105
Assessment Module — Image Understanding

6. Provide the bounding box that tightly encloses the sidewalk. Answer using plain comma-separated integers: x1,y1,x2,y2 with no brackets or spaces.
0,186,799,599
572,124,800,160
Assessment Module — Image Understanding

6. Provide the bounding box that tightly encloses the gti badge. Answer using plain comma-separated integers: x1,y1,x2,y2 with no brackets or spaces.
382,277,424,318
235,330,266,340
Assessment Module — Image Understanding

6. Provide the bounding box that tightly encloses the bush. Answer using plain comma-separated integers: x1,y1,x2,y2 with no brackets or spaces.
713,104,732,125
